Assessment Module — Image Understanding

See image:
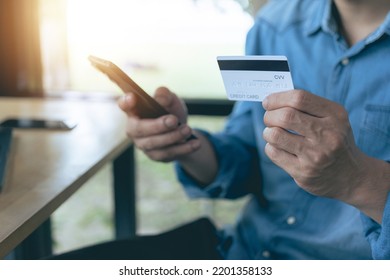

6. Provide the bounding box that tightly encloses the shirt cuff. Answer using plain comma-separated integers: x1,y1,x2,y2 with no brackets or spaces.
175,129,253,199
361,191,390,259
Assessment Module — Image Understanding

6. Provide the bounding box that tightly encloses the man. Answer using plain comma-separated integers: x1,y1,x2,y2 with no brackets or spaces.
52,0,390,260
118,0,390,259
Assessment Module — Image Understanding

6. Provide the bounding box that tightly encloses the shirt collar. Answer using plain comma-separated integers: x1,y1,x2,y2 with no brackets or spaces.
305,0,334,36
365,11,390,44
305,0,390,42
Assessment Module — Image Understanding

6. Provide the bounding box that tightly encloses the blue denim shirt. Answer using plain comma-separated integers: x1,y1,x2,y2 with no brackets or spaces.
176,0,390,259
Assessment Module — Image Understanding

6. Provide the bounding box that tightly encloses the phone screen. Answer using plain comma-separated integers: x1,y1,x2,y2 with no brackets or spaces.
0,118,77,130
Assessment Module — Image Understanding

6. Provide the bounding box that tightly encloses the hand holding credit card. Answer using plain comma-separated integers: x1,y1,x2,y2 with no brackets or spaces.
217,56,294,102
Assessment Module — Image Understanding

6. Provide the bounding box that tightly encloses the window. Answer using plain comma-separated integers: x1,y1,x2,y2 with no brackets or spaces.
40,0,253,98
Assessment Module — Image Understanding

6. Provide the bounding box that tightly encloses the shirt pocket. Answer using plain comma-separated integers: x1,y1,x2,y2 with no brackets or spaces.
358,105,390,161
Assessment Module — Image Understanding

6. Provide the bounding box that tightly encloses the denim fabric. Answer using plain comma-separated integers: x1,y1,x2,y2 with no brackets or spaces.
176,0,390,259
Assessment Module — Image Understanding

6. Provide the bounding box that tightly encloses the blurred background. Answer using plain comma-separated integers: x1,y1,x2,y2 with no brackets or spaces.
1,0,267,254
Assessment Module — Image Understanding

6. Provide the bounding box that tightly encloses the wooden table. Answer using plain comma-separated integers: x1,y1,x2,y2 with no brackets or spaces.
0,97,136,259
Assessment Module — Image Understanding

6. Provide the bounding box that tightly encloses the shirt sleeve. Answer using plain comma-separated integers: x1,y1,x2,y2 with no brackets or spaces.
361,191,390,259
175,102,260,200
174,17,266,200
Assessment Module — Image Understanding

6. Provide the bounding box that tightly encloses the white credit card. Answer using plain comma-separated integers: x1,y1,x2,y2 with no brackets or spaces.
217,55,294,102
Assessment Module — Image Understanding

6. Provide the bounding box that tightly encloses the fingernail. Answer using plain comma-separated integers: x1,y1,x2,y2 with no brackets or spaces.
180,125,191,136
164,116,178,128
262,96,268,109
123,94,132,104
263,127,270,137
190,140,201,149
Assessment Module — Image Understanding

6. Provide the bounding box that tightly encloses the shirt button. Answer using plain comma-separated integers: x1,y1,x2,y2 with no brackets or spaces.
262,250,271,258
341,58,350,66
286,216,296,225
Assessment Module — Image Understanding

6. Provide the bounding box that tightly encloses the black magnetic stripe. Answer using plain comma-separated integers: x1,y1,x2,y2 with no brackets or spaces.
218,59,289,71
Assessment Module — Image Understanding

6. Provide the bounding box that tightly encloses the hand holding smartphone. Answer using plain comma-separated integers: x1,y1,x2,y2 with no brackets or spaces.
88,55,196,139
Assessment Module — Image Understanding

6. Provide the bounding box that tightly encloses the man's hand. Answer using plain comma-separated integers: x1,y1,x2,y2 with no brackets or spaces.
262,90,390,223
118,87,200,162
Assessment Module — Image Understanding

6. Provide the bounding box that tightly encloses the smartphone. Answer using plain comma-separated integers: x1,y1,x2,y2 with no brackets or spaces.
88,55,169,119
0,118,77,130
